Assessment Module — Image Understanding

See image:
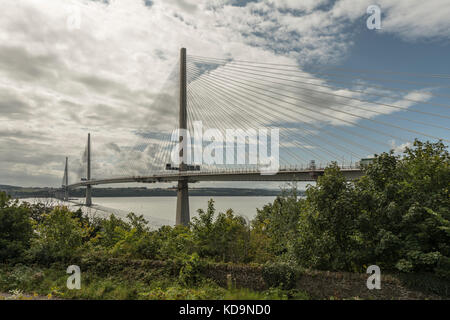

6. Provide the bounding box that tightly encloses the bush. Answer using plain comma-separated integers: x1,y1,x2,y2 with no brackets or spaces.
109,213,159,259
0,192,33,262
93,214,131,248
436,256,450,280
252,185,302,259
262,261,300,290
294,164,363,271
178,253,204,286
155,225,193,260
28,206,89,263
356,140,450,274
191,199,250,263
292,140,450,276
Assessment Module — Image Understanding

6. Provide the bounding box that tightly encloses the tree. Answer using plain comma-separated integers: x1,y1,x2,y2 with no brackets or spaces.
191,199,250,262
251,184,302,261
155,225,193,260
109,213,159,259
356,140,450,274
294,164,362,271
291,140,449,276
0,192,33,262
29,206,89,263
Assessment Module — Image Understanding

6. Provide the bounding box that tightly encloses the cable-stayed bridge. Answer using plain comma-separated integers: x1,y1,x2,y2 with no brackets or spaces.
61,48,450,225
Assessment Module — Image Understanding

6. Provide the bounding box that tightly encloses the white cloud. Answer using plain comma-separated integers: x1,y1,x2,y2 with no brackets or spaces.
332,0,450,41
268,0,330,12
0,0,446,186
389,140,412,154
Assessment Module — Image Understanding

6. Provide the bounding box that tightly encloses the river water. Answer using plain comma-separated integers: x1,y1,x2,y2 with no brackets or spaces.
20,196,277,227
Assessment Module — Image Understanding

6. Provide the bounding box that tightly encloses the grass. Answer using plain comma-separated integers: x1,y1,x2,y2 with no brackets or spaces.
0,264,309,300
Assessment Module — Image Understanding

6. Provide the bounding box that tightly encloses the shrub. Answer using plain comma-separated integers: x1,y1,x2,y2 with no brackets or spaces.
178,253,204,286
191,199,251,263
0,192,33,262
93,214,131,248
109,213,159,259
294,164,363,271
292,140,449,276
262,261,300,290
252,185,302,259
156,225,194,260
28,206,89,263
435,256,450,280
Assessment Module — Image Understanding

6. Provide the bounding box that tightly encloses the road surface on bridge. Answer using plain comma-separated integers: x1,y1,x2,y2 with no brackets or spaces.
67,167,363,189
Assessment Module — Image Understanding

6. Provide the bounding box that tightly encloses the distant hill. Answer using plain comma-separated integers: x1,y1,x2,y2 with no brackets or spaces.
0,185,21,190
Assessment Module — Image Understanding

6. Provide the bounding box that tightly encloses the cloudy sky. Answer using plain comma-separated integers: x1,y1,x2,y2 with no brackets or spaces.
0,0,449,188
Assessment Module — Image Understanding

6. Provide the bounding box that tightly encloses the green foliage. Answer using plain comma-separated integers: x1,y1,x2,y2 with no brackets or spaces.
0,264,36,291
155,225,193,260
94,214,131,248
251,184,302,262
0,263,307,300
28,206,89,263
262,261,300,290
110,213,158,259
142,284,223,300
436,256,450,279
355,140,450,273
20,201,54,224
191,199,250,263
293,140,450,275
178,253,203,286
0,192,33,262
295,164,363,271
90,212,160,259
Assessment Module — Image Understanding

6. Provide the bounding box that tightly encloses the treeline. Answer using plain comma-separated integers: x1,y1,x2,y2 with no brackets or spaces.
0,140,449,280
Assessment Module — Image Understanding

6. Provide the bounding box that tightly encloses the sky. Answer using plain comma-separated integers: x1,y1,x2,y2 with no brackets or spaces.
0,0,449,188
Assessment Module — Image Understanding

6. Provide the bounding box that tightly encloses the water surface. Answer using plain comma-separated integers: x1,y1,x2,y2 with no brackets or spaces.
21,196,277,227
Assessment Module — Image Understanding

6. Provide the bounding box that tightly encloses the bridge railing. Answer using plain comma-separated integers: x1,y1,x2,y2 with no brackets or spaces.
71,164,363,185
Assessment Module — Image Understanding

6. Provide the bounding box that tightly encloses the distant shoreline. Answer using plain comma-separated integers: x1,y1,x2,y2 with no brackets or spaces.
1,185,303,198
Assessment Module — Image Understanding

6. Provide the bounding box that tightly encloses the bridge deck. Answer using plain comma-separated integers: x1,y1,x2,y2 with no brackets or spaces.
67,168,363,188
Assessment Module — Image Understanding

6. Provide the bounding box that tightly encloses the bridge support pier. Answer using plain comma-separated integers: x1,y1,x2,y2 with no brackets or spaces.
63,157,69,201
176,178,190,226
86,185,92,207
85,133,92,207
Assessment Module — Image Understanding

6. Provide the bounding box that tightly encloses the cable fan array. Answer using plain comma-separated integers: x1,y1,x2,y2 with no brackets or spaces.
182,54,450,169
70,53,450,180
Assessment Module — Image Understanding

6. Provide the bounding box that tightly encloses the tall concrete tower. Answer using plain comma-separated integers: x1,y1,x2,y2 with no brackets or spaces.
86,133,92,206
176,48,190,226
64,157,69,201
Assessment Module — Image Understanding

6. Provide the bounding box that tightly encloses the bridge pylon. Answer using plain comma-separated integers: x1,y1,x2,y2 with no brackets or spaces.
63,156,69,201
176,47,190,226
86,133,92,207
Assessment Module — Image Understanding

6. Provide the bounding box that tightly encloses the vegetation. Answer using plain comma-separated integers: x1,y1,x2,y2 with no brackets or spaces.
0,139,448,299
0,193,33,263
295,140,449,276
0,264,304,300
